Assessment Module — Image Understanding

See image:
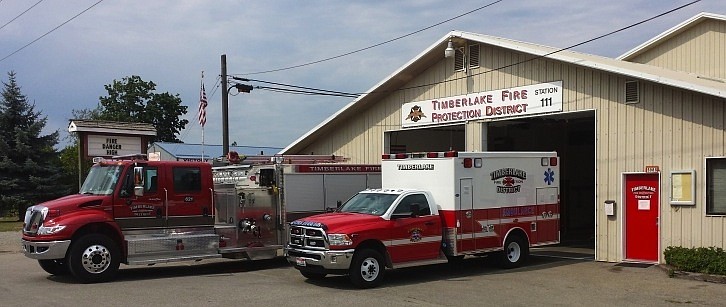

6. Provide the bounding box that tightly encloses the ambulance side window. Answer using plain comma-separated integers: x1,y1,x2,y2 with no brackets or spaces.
393,194,431,216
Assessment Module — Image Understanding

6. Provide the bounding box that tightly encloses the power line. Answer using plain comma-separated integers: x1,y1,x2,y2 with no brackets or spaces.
0,0,104,63
241,0,700,100
396,0,701,93
233,77,360,97
233,0,504,76
0,0,44,32
255,86,358,98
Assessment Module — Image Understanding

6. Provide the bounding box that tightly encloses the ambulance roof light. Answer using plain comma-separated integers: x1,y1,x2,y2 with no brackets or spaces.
394,153,407,159
426,152,438,158
443,151,458,158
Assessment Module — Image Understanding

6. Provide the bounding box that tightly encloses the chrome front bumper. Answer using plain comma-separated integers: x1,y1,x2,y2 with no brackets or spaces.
21,239,71,260
285,247,355,271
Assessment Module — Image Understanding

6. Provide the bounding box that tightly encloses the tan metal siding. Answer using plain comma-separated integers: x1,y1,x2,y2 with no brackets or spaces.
629,19,726,80
296,42,726,263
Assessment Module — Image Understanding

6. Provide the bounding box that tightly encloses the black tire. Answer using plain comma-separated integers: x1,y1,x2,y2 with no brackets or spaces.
68,234,120,283
38,259,70,276
349,249,385,289
300,271,327,280
499,234,529,269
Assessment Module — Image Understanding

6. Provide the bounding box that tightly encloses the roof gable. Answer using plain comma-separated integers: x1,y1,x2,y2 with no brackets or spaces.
282,29,726,154
618,12,726,60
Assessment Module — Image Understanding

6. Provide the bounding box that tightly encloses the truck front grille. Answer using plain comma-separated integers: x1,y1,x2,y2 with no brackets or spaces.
289,225,328,250
23,208,44,235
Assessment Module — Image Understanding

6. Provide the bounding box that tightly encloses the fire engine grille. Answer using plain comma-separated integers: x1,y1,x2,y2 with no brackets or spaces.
289,225,328,250
23,208,44,236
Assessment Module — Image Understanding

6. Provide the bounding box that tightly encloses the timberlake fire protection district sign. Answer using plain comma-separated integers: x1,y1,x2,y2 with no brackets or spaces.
401,81,563,128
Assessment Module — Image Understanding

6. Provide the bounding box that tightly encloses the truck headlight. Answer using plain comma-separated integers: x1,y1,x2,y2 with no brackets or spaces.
327,234,353,246
37,225,66,235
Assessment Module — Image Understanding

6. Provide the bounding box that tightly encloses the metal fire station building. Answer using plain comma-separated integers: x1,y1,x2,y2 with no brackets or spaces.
280,12,726,264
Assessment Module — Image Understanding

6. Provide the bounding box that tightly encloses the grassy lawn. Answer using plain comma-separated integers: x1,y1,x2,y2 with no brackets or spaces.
0,217,23,232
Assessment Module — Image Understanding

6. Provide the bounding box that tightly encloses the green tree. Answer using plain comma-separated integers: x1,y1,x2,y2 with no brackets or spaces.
0,71,71,219
58,109,99,192
98,75,188,142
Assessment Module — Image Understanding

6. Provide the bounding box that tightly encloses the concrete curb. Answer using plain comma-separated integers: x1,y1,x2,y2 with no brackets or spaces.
658,264,726,284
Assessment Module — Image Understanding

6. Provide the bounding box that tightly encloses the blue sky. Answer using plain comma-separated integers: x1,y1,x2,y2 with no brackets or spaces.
0,0,722,150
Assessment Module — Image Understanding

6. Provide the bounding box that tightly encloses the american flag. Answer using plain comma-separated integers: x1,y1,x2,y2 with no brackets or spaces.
198,83,207,127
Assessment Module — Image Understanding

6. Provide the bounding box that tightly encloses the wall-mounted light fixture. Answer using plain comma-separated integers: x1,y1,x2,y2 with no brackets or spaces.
444,38,455,58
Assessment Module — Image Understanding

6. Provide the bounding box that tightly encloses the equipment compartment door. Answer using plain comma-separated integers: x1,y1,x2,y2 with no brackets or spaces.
457,178,475,253
624,173,660,263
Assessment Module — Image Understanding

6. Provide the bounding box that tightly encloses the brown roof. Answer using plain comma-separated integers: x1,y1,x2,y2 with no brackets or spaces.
68,120,156,135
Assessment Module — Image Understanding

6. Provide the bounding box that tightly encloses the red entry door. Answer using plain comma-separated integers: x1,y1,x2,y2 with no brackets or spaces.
624,173,660,263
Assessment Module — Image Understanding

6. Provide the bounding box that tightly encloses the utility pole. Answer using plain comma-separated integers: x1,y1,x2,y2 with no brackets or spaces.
221,54,229,156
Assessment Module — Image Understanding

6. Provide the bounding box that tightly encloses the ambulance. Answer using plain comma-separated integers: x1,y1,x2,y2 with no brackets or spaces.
286,151,560,288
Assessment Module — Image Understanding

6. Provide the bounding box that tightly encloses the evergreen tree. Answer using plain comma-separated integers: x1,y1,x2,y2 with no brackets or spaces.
0,71,70,220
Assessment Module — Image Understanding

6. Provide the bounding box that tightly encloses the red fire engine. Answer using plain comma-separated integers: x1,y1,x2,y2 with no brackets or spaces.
21,154,380,283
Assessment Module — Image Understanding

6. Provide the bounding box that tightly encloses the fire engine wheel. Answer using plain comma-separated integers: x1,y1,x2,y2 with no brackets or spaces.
499,235,529,269
68,234,120,283
349,249,385,289
38,259,70,276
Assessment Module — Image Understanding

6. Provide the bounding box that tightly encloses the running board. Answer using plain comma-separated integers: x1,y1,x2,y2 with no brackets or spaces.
391,257,448,269
127,253,222,265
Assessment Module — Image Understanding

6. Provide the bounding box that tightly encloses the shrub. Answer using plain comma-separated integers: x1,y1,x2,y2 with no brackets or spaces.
664,246,726,275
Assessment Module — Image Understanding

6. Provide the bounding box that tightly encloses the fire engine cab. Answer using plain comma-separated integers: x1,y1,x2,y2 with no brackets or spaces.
285,151,560,288
20,154,379,283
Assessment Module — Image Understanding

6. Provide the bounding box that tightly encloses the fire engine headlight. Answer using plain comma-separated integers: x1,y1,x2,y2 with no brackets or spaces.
37,225,66,235
327,234,353,246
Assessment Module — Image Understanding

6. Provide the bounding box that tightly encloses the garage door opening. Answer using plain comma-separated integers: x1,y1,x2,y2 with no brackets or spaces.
487,111,595,247
384,111,595,248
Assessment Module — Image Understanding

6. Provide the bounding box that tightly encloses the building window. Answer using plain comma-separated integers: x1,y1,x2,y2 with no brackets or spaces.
454,43,480,71
173,167,202,193
454,48,465,71
706,158,726,215
468,44,480,68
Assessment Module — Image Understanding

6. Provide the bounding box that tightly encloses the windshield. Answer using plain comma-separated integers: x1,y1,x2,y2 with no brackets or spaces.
338,193,399,216
79,165,124,195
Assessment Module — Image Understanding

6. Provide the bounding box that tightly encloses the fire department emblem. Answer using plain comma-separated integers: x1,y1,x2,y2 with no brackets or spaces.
130,204,155,217
405,105,427,122
491,168,527,194
409,228,423,242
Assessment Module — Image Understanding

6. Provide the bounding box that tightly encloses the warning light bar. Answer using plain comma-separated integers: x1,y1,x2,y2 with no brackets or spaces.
382,151,459,159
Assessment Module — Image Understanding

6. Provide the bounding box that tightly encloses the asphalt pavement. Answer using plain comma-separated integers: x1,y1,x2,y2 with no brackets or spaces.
3,231,726,306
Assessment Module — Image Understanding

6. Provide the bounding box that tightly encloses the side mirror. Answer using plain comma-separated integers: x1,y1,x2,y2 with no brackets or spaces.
133,166,144,197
